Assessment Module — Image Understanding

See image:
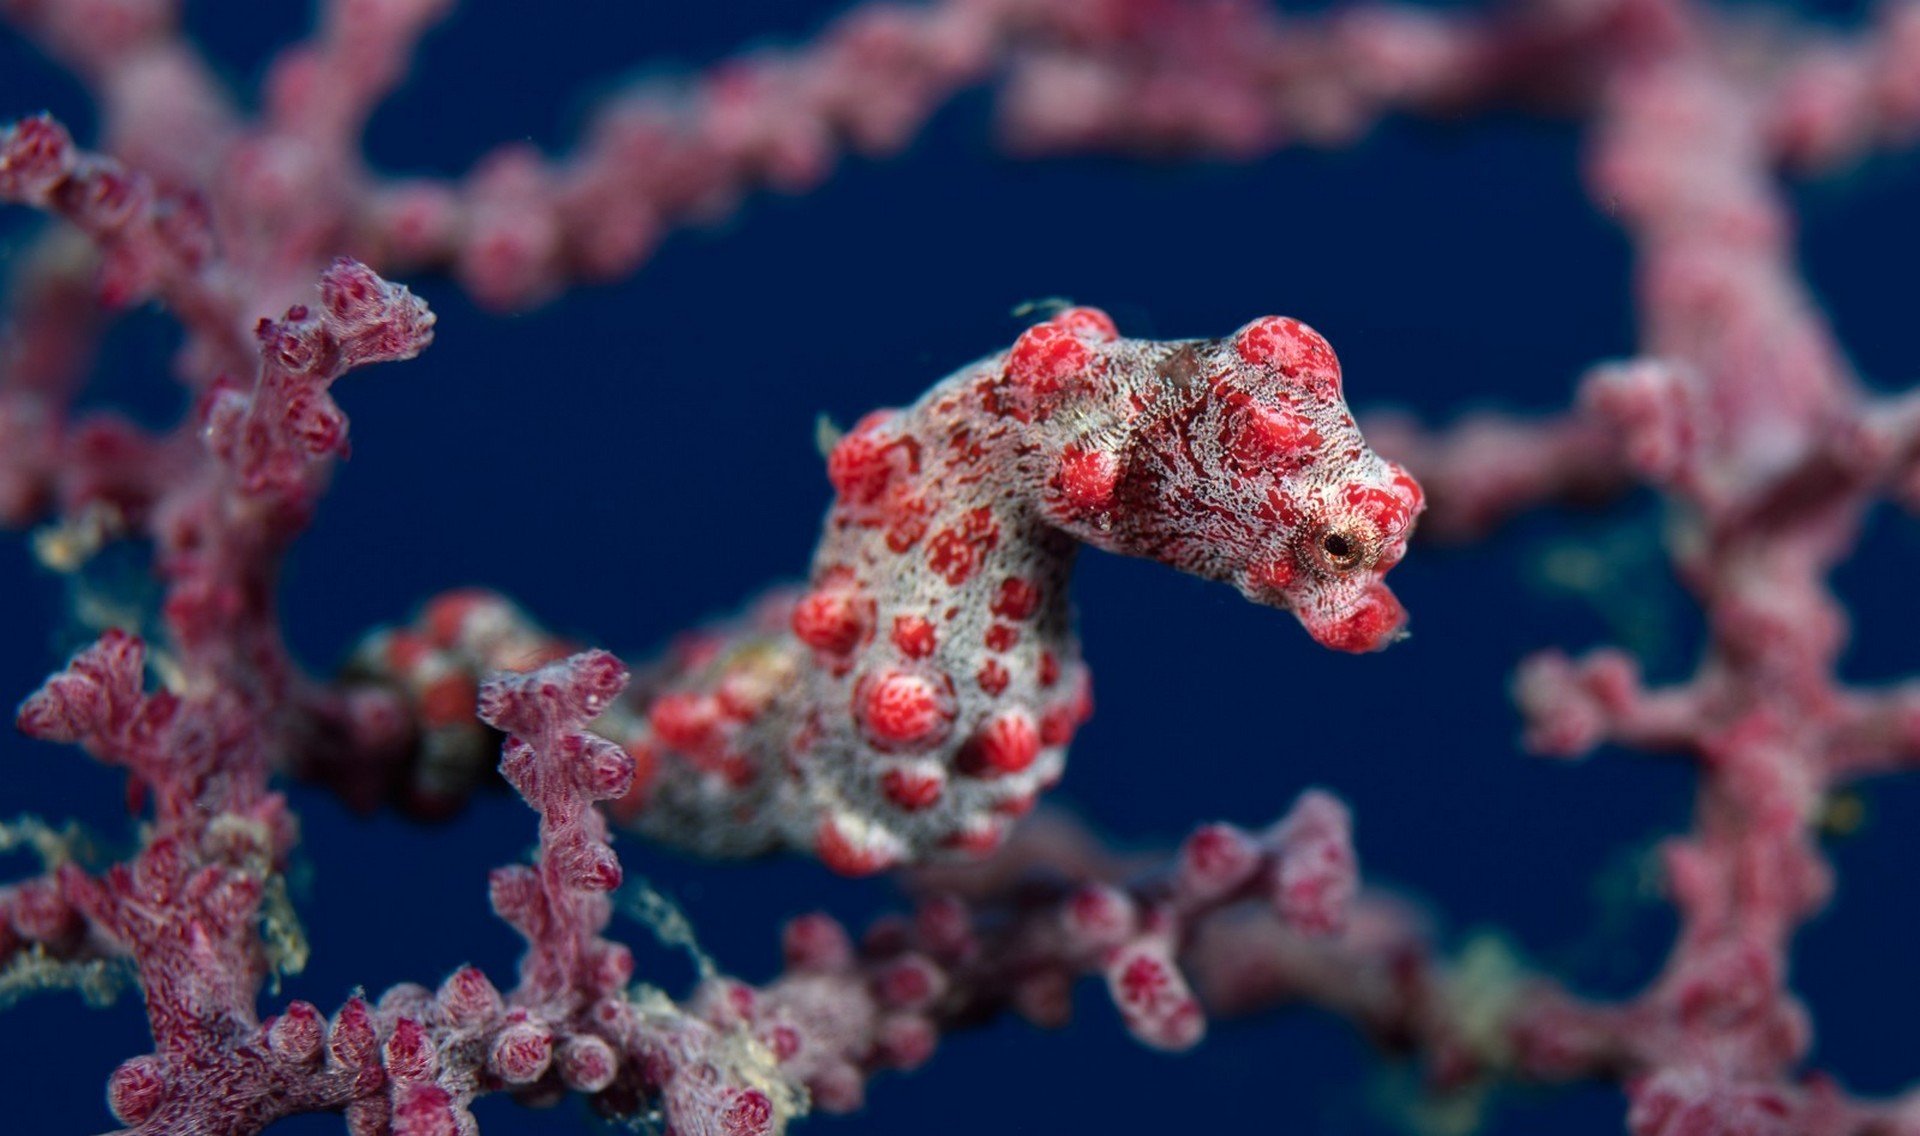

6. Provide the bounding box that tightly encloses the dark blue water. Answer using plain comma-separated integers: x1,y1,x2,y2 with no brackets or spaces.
2,2,1916,1134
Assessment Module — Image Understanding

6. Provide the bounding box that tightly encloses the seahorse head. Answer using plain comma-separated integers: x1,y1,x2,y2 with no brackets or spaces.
1011,309,1423,653
1210,315,1423,652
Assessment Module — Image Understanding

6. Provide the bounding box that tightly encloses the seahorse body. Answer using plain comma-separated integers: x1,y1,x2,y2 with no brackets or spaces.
354,309,1422,872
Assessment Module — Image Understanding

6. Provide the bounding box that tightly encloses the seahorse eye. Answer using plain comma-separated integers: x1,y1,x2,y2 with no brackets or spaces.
1315,527,1366,572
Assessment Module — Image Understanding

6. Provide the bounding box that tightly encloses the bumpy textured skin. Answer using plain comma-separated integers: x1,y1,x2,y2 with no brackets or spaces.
357,309,1421,872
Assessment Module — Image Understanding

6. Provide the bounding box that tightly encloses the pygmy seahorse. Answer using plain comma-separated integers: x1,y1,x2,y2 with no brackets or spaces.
349,308,1423,874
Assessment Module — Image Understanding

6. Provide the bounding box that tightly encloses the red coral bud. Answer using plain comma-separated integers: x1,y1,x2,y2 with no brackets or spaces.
317,258,437,365
1234,315,1342,394
989,577,1041,621
976,659,1010,697
783,912,855,973
345,1096,392,1136
0,115,76,203
1062,884,1136,950
815,814,902,876
1270,790,1356,935
17,630,146,743
480,650,629,736
763,1024,802,1062
960,710,1039,775
880,764,945,810
269,1001,327,1065
1343,483,1413,540
439,963,503,1028
1177,823,1260,902
66,167,147,234
722,1088,776,1136
1105,942,1204,1051
1227,402,1321,470
391,1083,460,1136
875,954,945,1011
573,733,637,800
1005,318,1097,412
1052,446,1120,514
259,320,325,374
8,877,77,942
106,1054,168,1126
317,258,386,323
421,589,498,648
565,649,631,720
556,1034,620,1093
792,586,870,655
383,1017,438,1083
889,614,937,659
854,669,955,752
554,829,623,892
330,998,381,1070
488,1020,554,1084
1056,306,1119,342
826,412,902,503
924,508,999,585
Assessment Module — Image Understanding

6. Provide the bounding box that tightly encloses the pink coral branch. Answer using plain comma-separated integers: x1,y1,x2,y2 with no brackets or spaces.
688,790,1362,1114
1365,406,1630,539
0,0,1641,314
